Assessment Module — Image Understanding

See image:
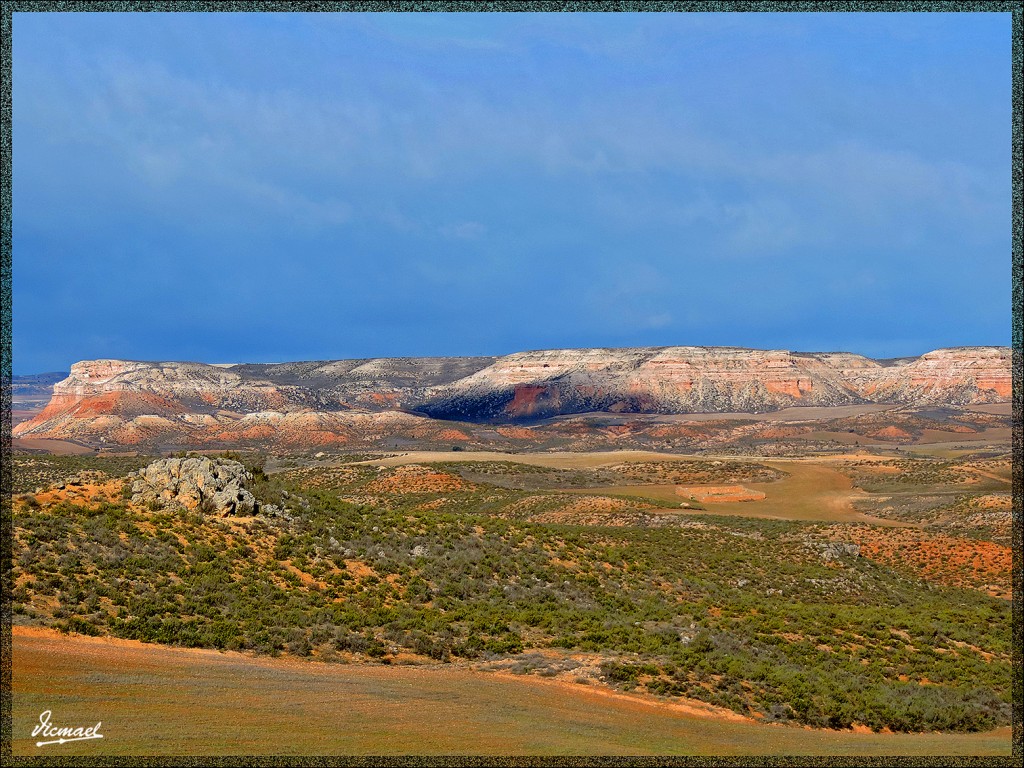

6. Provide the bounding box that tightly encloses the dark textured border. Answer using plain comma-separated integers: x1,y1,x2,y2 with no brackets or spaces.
1013,0,1024,759
1012,0,1024,757
0,1,1021,766
0,760,1021,768
1,0,12,765
1,1,1023,11
1010,0,1024,763
4,760,1022,768
0,0,15,764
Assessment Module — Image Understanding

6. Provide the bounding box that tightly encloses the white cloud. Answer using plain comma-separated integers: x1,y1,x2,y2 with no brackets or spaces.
439,221,487,240
14,14,1007,255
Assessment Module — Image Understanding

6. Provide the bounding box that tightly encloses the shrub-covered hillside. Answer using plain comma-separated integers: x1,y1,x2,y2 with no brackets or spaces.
9,453,1012,733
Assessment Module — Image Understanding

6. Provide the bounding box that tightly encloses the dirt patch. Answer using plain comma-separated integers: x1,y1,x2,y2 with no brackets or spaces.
970,495,1010,511
365,465,471,494
557,496,640,514
16,474,125,510
527,495,655,524
344,560,376,579
868,426,913,441
13,437,96,455
436,428,471,442
497,426,536,440
676,485,766,503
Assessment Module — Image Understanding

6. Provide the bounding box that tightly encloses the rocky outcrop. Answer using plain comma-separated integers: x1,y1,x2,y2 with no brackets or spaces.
29,359,298,420
18,356,499,433
414,346,1010,421
12,345,1010,447
805,541,861,562
129,457,258,516
852,347,1011,404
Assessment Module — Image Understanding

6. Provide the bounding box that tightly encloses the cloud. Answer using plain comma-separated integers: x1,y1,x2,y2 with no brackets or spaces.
577,262,679,335
229,179,352,230
721,198,810,256
11,12,1011,372
439,221,487,240
17,18,1005,246
642,312,673,330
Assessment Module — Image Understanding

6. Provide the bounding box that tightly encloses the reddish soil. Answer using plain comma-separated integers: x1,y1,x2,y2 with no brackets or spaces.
46,391,186,419
970,495,1010,511
496,426,535,439
868,426,913,441
828,527,1012,599
343,560,376,579
974,377,1011,398
365,465,471,494
764,379,813,398
19,476,124,510
505,384,560,418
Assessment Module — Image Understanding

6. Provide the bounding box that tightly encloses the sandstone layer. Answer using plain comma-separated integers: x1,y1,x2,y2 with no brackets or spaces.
13,346,1010,449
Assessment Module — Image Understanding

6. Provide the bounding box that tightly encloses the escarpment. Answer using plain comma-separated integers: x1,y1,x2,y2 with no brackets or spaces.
13,345,1010,448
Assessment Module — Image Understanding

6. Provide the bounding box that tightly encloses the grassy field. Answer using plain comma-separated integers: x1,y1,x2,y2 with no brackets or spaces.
11,629,1012,756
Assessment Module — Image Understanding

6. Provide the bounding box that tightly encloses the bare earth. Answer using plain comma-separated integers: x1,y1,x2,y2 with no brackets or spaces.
12,437,96,455
964,402,1012,415
11,628,1011,756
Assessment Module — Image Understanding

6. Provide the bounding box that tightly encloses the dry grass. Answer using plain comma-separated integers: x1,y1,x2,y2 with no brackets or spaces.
11,629,1011,756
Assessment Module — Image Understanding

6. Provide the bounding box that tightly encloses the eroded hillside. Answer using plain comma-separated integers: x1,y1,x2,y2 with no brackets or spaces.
12,346,1011,451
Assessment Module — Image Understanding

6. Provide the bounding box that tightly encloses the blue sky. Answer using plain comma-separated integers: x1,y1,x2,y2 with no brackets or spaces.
12,11,1012,374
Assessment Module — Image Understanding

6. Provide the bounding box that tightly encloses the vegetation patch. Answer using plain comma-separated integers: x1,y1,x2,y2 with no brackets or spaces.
10,452,1012,734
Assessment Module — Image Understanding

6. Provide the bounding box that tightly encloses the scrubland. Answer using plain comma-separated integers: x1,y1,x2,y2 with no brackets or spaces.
10,449,1013,737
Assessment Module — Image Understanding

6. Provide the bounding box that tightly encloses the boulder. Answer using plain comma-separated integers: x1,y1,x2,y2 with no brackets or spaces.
130,457,258,516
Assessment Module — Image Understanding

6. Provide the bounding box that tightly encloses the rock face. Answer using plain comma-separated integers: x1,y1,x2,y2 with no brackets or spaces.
12,345,1010,448
416,347,880,421
415,346,1011,421
130,457,257,516
853,347,1012,404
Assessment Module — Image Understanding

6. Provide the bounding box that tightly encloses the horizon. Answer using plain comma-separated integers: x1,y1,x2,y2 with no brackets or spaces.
12,11,1012,375
13,341,1011,377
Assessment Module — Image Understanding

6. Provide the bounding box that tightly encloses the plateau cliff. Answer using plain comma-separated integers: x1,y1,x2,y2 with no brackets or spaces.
13,346,1010,449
